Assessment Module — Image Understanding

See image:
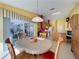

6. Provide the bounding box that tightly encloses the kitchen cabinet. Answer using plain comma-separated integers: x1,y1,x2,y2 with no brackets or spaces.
70,14,79,59
70,14,79,31
71,26,79,59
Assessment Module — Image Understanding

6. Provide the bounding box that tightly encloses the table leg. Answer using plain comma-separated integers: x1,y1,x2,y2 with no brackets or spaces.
34,54,40,59
37,54,40,59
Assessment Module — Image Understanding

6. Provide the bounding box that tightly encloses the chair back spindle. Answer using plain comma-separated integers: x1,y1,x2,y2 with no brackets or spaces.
5,38,16,59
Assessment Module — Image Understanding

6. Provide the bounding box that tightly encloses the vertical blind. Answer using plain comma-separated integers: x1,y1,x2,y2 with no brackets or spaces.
0,8,28,21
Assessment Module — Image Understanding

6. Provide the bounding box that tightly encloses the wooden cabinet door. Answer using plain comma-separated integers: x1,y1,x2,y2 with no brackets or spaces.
70,14,79,30
72,26,79,59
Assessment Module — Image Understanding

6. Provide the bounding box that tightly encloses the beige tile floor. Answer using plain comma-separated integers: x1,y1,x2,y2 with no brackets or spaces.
58,43,75,59
50,41,75,59
2,40,76,59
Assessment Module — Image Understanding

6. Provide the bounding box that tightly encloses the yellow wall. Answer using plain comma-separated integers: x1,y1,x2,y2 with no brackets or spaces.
57,18,66,32
34,23,38,37
70,2,79,16
51,18,66,33
50,20,57,32
0,16,3,43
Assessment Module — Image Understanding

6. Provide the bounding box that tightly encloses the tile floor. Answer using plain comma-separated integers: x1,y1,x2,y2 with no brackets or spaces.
50,41,75,59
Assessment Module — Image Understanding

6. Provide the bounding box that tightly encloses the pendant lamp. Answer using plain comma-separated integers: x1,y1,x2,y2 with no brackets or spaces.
32,0,43,22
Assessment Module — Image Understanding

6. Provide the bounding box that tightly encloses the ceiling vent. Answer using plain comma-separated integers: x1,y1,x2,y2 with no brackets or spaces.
50,8,55,10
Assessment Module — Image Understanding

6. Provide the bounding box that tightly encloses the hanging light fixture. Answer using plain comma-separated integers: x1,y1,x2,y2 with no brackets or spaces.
32,0,43,22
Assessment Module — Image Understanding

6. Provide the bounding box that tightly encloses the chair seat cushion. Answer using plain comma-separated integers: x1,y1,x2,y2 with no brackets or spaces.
17,51,35,59
41,51,55,59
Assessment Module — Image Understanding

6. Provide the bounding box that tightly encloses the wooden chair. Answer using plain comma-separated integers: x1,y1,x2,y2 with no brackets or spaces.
54,34,63,59
52,32,59,41
52,32,66,42
41,34,63,59
5,38,36,59
39,32,47,38
18,32,26,39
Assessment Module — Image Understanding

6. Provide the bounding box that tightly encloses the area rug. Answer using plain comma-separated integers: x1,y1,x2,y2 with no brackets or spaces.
42,51,55,59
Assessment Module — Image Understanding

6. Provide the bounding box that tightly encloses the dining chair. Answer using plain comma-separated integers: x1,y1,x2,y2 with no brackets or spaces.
18,32,26,39
39,32,47,38
5,38,36,59
52,32,59,41
41,34,63,59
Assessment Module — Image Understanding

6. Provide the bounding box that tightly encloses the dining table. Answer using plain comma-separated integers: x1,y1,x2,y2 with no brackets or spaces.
16,37,52,58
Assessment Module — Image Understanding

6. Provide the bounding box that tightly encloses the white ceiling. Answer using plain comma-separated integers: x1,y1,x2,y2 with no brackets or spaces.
0,0,77,20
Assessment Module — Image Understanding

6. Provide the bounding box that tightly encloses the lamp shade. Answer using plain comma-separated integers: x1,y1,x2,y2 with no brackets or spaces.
32,16,43,22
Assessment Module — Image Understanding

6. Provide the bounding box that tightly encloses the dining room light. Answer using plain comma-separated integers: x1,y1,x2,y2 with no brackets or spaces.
32,0,43,22
32,16,43,22
51,11,61,15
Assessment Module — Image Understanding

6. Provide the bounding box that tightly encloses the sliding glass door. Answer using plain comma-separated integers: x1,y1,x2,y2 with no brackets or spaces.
24,21,34,37
3,17,11,58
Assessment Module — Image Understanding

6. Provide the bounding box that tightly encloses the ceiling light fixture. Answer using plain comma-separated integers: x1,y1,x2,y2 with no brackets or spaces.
32,0,43,22
51,11,61,15
32,16,43,22
50,8,55,10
